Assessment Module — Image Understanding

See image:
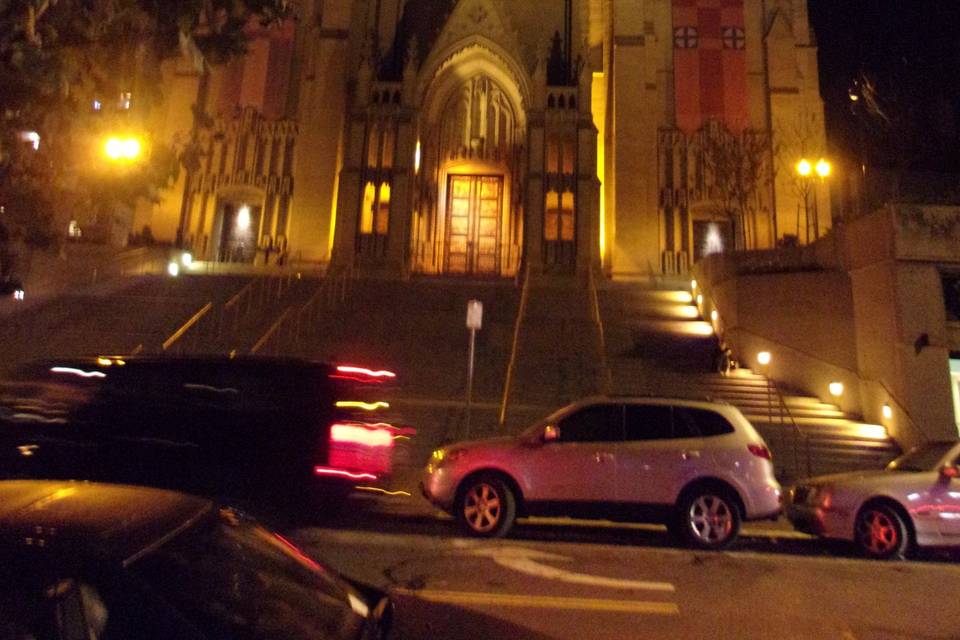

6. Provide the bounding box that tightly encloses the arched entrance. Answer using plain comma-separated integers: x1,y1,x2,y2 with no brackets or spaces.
211,186,266,263
412,46,527,277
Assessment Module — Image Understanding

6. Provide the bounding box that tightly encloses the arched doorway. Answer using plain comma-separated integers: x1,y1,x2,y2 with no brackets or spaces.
413,47,527,277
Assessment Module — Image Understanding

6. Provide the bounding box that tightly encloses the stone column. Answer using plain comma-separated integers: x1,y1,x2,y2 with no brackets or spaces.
330,58,373,271
576,65,601,278
524,56,548,275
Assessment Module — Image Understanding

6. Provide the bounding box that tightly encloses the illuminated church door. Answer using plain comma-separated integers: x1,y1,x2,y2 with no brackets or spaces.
445,175,502,275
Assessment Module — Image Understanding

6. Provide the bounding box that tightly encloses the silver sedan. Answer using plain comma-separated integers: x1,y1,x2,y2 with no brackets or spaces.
786,441,960,559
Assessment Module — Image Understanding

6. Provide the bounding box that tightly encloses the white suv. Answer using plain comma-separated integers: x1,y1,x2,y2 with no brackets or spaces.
422,396,782,549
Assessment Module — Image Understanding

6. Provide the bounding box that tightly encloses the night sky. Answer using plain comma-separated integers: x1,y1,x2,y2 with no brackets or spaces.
808,0,960,169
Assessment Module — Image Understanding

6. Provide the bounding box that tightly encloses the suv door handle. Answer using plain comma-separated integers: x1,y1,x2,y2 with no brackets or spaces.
593,452,615,463
681,450,701,460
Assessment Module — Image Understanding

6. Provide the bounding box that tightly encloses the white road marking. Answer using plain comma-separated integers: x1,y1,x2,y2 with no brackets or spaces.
393,588,679,615
467,545,676,592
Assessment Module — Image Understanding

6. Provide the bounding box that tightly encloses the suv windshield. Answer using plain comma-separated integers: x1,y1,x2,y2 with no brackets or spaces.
886,442,957,472
128,510,367,640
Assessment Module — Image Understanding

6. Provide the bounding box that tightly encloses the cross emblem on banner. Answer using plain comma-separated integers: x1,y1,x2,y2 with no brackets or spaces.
674,26,699,49
721,26,746,49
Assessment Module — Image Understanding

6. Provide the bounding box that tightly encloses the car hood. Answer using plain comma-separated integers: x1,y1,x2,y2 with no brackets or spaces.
447,436,518,453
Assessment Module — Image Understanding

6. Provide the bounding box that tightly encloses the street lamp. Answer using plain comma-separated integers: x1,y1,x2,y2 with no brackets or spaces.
795,157,831,243
103,135,143,162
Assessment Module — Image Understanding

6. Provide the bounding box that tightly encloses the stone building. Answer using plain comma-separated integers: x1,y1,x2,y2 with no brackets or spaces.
141,0,830,278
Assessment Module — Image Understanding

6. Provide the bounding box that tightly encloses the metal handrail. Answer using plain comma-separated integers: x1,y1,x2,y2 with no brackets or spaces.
729,324,928,443
499,262,531,427
767,377,812,479
162,302,213,351
249,264,356,355
588,268,613,395
250,307,293,354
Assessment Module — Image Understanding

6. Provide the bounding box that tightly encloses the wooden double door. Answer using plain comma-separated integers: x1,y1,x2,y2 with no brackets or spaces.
445,174,502,275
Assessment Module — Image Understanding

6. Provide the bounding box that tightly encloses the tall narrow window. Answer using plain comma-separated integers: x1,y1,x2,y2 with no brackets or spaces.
361,182,376,234
376,183,391,235
545,191,561,241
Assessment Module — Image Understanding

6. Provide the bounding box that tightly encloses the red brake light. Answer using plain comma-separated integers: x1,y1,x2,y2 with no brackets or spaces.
313,466,377,480
748,444,772,461
331,365,397,383
330,423,393,447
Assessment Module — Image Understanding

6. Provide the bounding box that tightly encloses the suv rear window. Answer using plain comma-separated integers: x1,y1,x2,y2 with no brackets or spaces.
673,407,735,438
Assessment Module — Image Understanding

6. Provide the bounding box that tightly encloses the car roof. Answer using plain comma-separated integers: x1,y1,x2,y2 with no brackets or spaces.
568,395,729,408
18,355,334,373
0,480,212,566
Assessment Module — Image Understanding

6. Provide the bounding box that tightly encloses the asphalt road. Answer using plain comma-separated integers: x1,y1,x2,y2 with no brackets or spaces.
288,495,960,640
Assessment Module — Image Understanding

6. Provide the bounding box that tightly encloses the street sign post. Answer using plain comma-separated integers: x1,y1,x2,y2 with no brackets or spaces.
465,299,483,436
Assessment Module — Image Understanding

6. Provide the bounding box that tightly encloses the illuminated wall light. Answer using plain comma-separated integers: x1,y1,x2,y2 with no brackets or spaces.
710,309,719,322
414,140,421,174
13,289,24,301
20,131,40,151
235,205,251,231
181,252,193,267
691,279,698,291
828,381,844,397
167,261,180,277
882,403,893,420
757,351,771,366
696,294,703,306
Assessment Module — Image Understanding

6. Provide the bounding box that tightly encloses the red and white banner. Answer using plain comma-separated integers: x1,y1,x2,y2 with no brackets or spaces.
672,0,749,134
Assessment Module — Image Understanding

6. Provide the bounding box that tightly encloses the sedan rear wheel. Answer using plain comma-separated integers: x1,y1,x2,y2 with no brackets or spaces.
855,503,909,560
456,475,516,538
676,489,741,550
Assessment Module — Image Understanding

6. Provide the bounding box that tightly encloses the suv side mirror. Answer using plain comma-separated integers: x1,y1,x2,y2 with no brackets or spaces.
940,464,960,480
542,425,559,443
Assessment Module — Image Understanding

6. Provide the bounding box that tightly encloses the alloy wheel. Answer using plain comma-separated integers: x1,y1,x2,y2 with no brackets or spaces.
463,482,502,533
687,494,735,545
856,507,904,558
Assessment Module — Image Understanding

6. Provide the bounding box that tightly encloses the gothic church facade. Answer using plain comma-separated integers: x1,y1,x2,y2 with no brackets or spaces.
143,0,828,278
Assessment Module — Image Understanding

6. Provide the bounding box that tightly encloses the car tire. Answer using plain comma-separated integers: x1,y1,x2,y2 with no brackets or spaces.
675,487,742,550
854,502,910,560
456,474,517,538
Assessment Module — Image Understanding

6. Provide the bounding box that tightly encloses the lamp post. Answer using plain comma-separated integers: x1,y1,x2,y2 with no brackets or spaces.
795,157,831,243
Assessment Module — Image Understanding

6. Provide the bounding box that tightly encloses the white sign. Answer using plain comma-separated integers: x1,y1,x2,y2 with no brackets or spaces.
466,299,483,330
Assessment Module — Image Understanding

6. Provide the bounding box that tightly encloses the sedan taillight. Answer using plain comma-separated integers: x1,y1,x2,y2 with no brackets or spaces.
748,443,772,461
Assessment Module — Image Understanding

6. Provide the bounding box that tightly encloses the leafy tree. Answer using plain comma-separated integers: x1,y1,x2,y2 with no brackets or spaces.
699,121,775,250
0,0,289,259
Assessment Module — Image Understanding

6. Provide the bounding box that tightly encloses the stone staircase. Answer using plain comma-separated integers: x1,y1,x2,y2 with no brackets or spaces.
0,274,251,374
600,277,900,482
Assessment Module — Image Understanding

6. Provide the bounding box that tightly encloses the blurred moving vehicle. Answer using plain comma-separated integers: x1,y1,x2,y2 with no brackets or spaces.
786,440,960,559
0,356,403,512
423,396,781,549
0,480,392,639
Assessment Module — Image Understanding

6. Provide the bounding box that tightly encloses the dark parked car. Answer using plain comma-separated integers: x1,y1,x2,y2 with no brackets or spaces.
0,480,391,639
0,356,402,511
